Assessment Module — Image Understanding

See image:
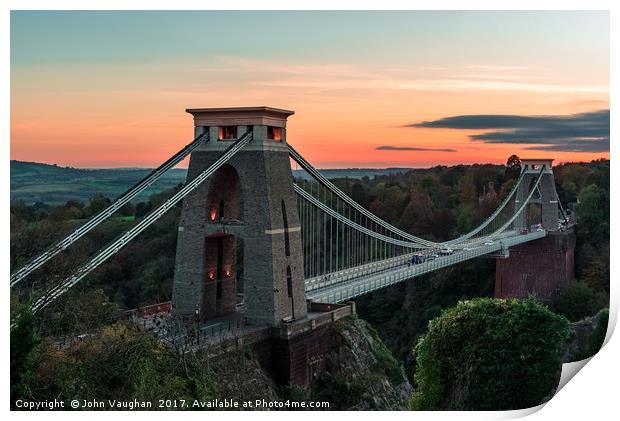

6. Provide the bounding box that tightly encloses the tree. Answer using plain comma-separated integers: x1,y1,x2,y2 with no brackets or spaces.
11,306,41,406
582,256,610,294
577,184,609,245
85,194,111,217
118,202,135,217
586,309,609,357
505,155,521,180
64,199,85,211
11,201,36,223
411,298,570,410
39,288,120,337
135,201,152,218
550,281,606,322
457,172,478,207
350,182,369,207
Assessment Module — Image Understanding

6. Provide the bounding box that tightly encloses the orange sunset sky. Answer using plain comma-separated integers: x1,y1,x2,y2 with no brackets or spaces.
11,11,609,169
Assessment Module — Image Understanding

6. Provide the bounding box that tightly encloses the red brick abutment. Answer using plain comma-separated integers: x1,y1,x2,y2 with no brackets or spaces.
495,228,576,299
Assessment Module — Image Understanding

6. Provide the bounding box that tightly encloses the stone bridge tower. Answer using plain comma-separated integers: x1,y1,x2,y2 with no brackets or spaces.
514,159,559,231
172,107,307,327
496,158,575,299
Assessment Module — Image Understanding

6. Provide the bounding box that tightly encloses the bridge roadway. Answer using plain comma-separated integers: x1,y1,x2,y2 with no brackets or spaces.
305,229,546,303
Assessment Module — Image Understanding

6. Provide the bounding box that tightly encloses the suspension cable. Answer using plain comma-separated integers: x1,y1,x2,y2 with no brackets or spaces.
288,144,438,247
486,166,546,240
10,131,210,287
294,184,426,249
446,170,526,244
21,131,252,321
289,144,527,248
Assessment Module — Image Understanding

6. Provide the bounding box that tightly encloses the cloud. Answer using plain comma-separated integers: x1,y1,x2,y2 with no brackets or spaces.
376,145,457,152
216,57,607,95
409,109,609,153
523,140,610,153
464,64,541,71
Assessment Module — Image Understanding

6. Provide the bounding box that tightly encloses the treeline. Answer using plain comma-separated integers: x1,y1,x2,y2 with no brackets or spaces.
10,187,184,336
9,157,610,410
328,162,517,242
344,158,610,360
10,158,609,336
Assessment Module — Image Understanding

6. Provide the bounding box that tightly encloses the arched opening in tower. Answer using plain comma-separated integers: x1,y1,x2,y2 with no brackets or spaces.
203,232,238,319
206,164,243,222
524,177,542,230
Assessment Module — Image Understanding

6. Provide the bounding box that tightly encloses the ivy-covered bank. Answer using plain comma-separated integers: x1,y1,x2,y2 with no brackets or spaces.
410,298,571,410
11,313,411,411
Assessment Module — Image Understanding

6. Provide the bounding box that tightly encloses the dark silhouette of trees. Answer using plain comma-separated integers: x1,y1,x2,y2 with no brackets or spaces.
505,154,521,179
11,306,41,406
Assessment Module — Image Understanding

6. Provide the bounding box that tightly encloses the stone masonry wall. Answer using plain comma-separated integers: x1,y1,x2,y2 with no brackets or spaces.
495,229,576,299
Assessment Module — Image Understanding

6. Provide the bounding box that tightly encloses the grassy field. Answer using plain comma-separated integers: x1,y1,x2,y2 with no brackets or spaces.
11,160,188,204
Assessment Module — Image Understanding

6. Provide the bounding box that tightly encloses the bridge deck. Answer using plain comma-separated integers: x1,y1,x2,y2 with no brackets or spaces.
305,230,546,303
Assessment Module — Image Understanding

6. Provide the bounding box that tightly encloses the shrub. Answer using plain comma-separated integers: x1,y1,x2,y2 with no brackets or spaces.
589,308,609,353
314,372,365,409
411,297,570,410
574,308,609,361
11,306,41,406
550,281,606,322
359,319,406,384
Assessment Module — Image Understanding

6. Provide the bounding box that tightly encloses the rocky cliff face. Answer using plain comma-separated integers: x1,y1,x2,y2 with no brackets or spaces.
207,347,281,408
206,315,413,410
315,316,413,410
564,309,609,362
207,308,607,411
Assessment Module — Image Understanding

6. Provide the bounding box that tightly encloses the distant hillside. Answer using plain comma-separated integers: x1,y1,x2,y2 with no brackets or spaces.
292,167,414,180
10,160,188,204
10,160,414,204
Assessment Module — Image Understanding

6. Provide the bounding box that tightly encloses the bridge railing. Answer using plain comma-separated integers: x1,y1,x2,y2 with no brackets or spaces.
305,252,415,291
307,230,546,303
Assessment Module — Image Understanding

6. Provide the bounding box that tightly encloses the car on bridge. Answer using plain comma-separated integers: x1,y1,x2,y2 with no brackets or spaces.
439,247,454,256
411,253,426,264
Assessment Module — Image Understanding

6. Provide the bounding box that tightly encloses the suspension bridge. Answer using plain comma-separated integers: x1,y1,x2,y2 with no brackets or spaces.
10,106,574,331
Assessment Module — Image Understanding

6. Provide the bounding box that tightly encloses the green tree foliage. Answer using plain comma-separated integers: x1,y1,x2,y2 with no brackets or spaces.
586,309,609,357
357,258,496,362
411,298,570,410
9,159,609,408
11,306,41,406
10,187,181,313
11,201,37,222
569,308,609,362
505,155,521,179
39,289,120,337
582,255,610,294
29,322,201,403
549,281,607,322
577,184,609,245
85,193,112,217
118,201,135,217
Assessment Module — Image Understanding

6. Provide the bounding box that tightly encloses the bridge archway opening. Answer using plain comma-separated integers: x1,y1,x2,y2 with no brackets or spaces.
236,237,245,295
524,176,542,228
202,232,239,320
206,164,243,222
